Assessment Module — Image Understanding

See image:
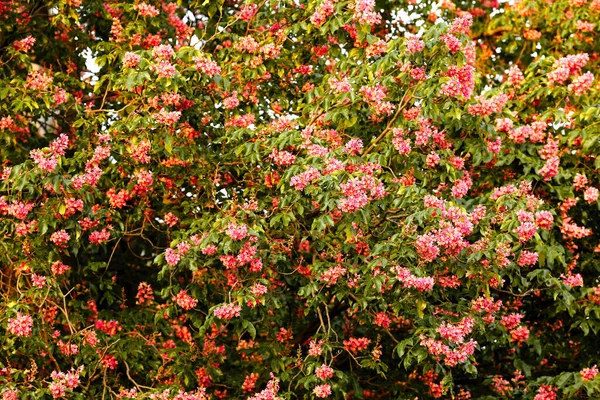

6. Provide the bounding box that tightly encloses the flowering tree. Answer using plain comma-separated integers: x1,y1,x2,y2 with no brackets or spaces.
0,0,599,398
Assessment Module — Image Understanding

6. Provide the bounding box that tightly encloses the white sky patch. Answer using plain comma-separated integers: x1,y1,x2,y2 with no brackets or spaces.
81,47,100,84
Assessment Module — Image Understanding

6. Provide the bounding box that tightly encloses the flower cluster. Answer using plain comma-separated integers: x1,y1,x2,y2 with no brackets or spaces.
30,133,69,172
237,3,258,21
136,282,154,305
420,335,477,367
290,167,321,190
174,290,198,310
214,303,242,320
405,35,425,54
436,317,475,343
534,385,557,400
359,84,394,116
246,375,282,400
49,367,84,399
396,267,435,291
441,65,475,99
343,337,371,353
548,53,589,85
580,365,598,381
7,312,33,337
467,93,508,117
134,3,159,17
13,36,35,52
269,149,296,166
338,175,385,213
193,55,222,75
310,0,335,27
226,223,248,241
351,0,382,25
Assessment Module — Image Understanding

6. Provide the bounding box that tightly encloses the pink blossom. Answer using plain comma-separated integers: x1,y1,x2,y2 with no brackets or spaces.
510,326,530,342
237,3,258,21
32,274,46,288
214,303,242,320
54,88,68,105
323,158,344,175
436,317,474,343
393,129,412,155
2,389,18,400
405,35,425,54
514,221,537,243
580,365,598,381
201,244,218,255
352,0,382,25
329,76,353,93
150,60,176,78
153,109,180,125
573,173,588,190
315,364,334,380
134,3,159,17
548,53,589,85
7,313,33,337
235,36,260,53
165,248,181,266
396,267,435,291
250,283,268,297
563,273,584,287
89,228,111,245
290,167,321,190
539,156,560,181
495,118,514,132
584,187,599,203
449,13,473,35
415,234,439,262
269,149,296,166
49,367,83,399
164,212,179,227
344,138,363,155
313,384,332,398
535,211,554,229
320,264,347,286
309,339,323,357
136,282,154,306
506,65,524,87
30,150,58,172
366,40,388,57
226,223,248,240
534,385,557,400
25,70,53,91
223,92,240,110
343,337,371,353
50,230,70,246
467,93,508,117
426,152,440,168
247,376,281,400
441,34,462,53
13,36,35,52
193,56,222,75
487,137,502,154
518,251,538,266
152,44,174,60
374,311,391,328
123,52,141,68
575,20,595,32
52,261,70,275
568,72,594,96
174,290,198,310
441,65,475,99
500,313,523,330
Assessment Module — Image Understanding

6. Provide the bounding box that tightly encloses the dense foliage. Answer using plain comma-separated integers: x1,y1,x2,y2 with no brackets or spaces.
1,0,600,398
